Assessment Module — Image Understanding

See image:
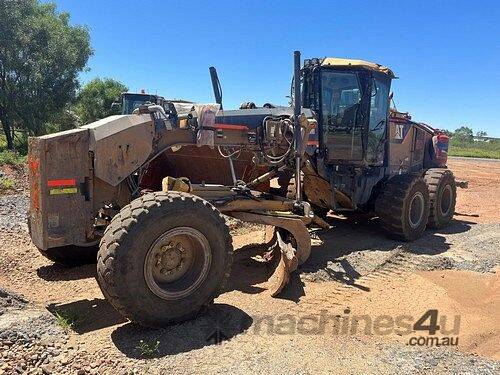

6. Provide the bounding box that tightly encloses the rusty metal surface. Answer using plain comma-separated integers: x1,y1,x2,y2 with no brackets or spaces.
165,146,246,185
140,146,268,190
228,211,311,265
217,198,295,213
311,214,331,229
388,120,432,174
303,173,333,209
27,138,43,249
228,210,311,296
28,128,92,249
267,231,299,297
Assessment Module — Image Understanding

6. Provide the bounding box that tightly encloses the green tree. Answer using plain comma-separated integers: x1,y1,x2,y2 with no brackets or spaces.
441,129,453,137
75,78,128,124
453,126,474,144
45,104,80,133
476,130,487,137
0,0,92,149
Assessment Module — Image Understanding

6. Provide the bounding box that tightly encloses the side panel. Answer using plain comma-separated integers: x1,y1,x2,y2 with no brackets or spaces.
410,126,426,171
28,129,93,249
86,115,154,186
388,120,414,174
388,120,435,174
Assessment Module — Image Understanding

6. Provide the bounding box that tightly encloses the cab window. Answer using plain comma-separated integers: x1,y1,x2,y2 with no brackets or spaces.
320,70,364,161
367,75,391,163
321,71,361,133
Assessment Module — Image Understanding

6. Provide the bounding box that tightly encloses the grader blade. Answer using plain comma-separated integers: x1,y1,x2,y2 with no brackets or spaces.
267,231,299,297
228,211,312,296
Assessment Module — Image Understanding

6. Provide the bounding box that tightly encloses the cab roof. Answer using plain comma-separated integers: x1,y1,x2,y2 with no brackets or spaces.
321,57,396,78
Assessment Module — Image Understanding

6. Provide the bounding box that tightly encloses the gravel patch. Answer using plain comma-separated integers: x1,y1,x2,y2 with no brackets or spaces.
300,221,500,284
0,287,69,374
0,194,28,233
382,346,499,374
0,286,28,315
0,288,59,339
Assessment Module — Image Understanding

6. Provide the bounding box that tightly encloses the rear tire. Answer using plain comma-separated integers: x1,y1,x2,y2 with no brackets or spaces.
39,245,98,267
375,175,430,241
96,191,233,327
424,168,456,228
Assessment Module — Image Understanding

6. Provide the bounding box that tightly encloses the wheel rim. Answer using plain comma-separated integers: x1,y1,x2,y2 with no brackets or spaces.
144,227,211,300
408,191,425,229
440,185,452,216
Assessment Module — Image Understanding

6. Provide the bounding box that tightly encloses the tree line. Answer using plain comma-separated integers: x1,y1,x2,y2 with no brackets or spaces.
0,0,127,150
445,126,499,159
444,126,491,142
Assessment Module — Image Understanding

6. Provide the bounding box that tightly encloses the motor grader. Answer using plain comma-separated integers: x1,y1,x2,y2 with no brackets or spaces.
27,51,457,327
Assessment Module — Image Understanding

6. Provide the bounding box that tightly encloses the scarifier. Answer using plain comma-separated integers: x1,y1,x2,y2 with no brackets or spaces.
28,51,462,326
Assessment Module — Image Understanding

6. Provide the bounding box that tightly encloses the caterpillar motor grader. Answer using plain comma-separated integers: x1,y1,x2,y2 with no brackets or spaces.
28,51,457,326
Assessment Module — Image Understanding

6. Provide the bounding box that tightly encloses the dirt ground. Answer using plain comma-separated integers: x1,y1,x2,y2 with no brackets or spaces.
0,157,499,374
450,157,500,223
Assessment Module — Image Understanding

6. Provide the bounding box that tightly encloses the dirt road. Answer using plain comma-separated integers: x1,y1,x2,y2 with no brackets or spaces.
0,157,499,374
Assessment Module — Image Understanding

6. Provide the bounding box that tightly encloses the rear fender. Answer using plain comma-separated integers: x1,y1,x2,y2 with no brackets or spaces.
28,128,93,250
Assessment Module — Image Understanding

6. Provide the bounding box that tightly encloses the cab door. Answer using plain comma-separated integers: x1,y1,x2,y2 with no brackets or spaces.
320,70,365,163
365,73,391,165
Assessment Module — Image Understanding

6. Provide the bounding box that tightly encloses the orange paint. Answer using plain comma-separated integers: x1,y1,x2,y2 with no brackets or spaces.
28,155,40,212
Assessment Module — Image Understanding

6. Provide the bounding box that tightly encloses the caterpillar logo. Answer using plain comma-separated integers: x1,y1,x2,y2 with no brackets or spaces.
395,124,404,140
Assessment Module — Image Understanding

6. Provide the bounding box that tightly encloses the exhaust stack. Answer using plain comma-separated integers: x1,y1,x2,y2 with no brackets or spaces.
209,66,223,110
293,51,302,203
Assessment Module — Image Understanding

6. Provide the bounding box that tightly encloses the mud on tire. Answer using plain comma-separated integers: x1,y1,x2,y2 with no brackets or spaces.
375,175,430,241
424,168,456,228
96,191,233,327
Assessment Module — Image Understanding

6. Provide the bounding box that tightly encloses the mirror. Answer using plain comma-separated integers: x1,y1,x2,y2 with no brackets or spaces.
371,77,378,97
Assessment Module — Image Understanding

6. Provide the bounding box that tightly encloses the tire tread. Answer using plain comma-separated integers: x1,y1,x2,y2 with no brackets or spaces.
96,191,233,325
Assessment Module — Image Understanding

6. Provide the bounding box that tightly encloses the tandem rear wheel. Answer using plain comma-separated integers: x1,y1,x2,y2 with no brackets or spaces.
424,168,457,229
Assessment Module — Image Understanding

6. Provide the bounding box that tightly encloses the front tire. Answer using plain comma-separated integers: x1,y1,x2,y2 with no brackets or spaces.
96,192,233,327
375,175,430,241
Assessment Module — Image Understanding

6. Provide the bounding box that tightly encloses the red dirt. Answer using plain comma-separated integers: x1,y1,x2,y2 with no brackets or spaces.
448,158,500,224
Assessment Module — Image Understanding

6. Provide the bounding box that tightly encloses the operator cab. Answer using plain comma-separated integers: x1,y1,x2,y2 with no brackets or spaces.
122,93,160,115
116,92,195,115
302,58,395,167
117,92,166,115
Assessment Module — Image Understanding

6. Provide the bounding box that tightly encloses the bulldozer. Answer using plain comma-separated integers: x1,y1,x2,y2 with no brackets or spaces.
27,51,457,327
